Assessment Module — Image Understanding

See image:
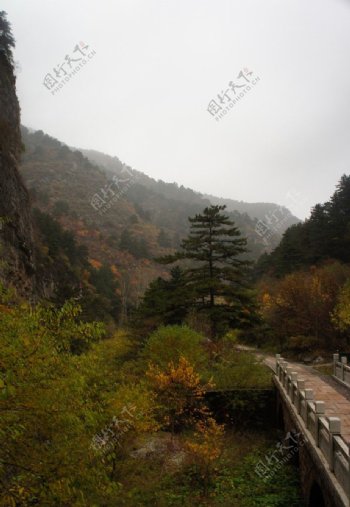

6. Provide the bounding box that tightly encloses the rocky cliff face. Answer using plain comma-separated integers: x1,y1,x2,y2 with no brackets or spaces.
0,51,35,296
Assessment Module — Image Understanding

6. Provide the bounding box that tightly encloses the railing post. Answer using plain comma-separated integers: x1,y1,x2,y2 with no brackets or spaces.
328,417,341,472
296,379,305,413
276,354,281,374
333,353,339,376
347,443,350,498
286,367,293,395
305,389,313,400
314,401,325,447
281,361,288,384
303,389,313,424
290,372,298,403
341,356,347,381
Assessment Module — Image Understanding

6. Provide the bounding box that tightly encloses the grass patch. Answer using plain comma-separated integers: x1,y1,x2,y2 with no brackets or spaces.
114,430,303,506
313,364,333,376
211,350,273,390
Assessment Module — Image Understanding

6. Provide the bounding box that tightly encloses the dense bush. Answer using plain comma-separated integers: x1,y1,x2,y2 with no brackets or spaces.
143,325,209,370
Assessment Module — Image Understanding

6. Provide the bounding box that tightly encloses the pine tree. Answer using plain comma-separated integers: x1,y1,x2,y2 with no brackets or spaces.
159,205,258,338
134,266,192,333
258,174,350,276
327,174,350,261
0,11,15,66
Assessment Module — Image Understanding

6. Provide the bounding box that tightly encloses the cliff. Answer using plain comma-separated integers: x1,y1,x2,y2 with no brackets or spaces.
0,37,35,296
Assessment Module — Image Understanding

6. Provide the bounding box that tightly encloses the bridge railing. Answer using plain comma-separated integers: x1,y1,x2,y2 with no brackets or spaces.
275,355,349,500
334,435,350,498
333,353,350,387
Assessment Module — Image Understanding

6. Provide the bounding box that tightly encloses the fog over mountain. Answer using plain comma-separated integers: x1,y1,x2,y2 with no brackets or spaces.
3,0,350,219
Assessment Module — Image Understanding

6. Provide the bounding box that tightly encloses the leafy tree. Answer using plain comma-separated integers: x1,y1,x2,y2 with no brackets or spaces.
159,205,258,338
185,417,224,496
0,291,115,505
146,356,213,435
259,262,350,350
92,383,159,479
143,325,208,370
36,298,106,354
332,280,350,334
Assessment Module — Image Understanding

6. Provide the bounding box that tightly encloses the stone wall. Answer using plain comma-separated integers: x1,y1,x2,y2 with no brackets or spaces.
205,388,276,428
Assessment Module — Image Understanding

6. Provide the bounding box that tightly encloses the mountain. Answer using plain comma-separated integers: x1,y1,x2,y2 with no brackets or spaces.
19,127,297,316
81,148,299,232
203,194,299,227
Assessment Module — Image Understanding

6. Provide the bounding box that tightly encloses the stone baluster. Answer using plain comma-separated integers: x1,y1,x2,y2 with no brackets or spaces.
281,361,288,384
275,354,281,375
303,389,314,424
286,367,293,394
314,401,325,446
328,417,341,472
333,353,339,376
296,379,305,414
341,356,347,382
290,372,298,404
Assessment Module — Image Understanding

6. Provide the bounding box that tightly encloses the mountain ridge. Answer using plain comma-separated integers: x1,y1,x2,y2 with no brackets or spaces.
80,147,300,226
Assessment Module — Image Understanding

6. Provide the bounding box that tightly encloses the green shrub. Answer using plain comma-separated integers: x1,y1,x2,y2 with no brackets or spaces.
143,325,208,370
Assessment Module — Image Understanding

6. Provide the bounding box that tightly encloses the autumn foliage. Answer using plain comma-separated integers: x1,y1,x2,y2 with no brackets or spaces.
147,356,213,434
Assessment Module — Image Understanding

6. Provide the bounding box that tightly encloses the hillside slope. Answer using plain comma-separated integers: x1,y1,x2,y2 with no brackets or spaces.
82,148,299,235
204,193,300,227
19,127,294,311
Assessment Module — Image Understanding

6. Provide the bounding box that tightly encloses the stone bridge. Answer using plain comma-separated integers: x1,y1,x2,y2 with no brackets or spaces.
273,354,350,507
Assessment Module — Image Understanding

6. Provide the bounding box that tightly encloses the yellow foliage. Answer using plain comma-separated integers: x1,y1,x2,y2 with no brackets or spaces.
146,356,213,432
147,356,213,397
185,417,225,496
186,417,224,463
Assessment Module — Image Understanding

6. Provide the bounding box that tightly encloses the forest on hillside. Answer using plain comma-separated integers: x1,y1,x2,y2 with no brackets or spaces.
255,175,350,357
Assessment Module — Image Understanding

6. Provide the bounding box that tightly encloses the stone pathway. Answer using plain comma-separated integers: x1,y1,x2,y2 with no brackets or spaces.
235,344,350,443
276,360,350,444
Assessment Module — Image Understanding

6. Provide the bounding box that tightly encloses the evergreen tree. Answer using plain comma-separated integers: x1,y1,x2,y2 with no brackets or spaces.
159,205,258,338
0,11,15,66
134,266,191,334
327,175,350,261
258,174,350,277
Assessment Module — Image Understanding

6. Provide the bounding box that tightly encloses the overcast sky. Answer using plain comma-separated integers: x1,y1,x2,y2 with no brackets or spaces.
3,0,350,219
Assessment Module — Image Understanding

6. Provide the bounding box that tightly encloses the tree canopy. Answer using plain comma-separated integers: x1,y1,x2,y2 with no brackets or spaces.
257,175,350,277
